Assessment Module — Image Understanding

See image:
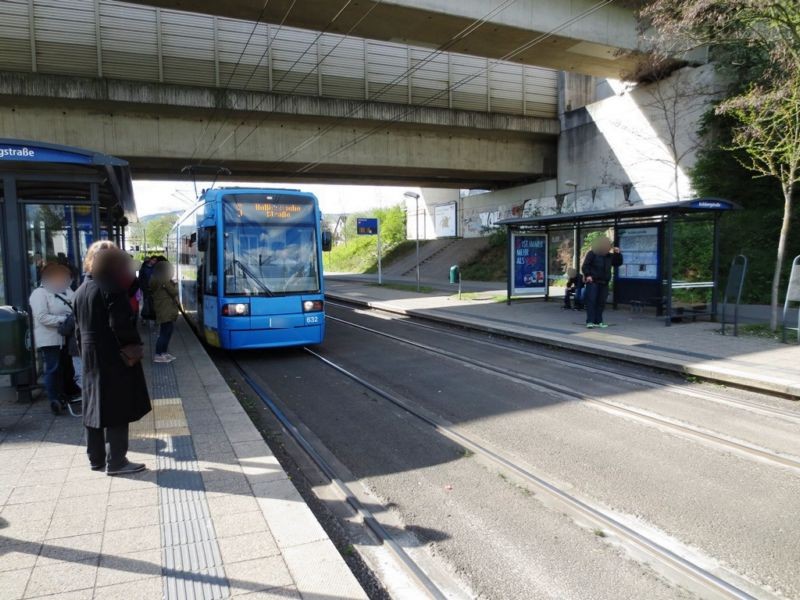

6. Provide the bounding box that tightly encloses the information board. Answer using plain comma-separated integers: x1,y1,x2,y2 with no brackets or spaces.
511,233,548,296
357,218,379,235
617,226,659,280
434,203,457,237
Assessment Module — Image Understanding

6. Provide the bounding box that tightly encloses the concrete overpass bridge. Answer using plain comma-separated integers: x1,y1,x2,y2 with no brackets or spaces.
125,0,642,78
0,0,568,186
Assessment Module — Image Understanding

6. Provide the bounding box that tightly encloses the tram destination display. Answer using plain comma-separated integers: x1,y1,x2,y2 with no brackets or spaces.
225,194,316,224
511,233,548,296
617,227,659,280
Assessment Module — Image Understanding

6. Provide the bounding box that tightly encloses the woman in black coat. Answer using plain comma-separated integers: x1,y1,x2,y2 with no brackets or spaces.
74,242,151,475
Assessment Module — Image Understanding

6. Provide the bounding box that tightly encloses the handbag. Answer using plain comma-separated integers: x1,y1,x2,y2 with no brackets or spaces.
103,290,144,367
140,293,155,321
54,294,80,357
119,343,144,367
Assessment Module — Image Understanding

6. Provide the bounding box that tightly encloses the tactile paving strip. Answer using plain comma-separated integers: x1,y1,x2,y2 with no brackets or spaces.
151,359,231,600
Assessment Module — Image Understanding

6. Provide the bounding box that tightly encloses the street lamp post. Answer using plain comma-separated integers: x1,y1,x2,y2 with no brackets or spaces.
404,191,421,292
565,180,578,211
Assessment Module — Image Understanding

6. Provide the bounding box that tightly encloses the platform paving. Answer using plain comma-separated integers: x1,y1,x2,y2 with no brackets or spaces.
325,278,800,398
0,319,366,600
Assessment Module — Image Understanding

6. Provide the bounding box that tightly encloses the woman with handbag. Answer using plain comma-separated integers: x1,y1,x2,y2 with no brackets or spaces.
29,262,77,415
73,242,151,475
149,260,179,364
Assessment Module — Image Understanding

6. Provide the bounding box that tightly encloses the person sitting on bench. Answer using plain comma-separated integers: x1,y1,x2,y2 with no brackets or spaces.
563,267,585,310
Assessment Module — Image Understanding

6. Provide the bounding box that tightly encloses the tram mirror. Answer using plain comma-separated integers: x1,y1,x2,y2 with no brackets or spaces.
322,231,333,252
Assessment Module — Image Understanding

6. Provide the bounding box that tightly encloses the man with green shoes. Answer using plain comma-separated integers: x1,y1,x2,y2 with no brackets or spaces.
581,236,623,329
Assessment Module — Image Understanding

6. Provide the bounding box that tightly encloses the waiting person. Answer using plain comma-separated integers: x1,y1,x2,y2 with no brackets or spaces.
563,267,584,311
581,236,623,329
74,243,151,475
56,252,81,290
137,256,158,320
29,263,77,415
150,260,179,363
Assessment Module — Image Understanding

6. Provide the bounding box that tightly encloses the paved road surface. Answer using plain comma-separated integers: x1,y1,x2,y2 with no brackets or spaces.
226,304,800,599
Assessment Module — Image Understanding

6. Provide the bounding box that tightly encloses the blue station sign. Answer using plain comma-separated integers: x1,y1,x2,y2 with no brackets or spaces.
0,143,94,165
688,199,735,210
357,218,379,235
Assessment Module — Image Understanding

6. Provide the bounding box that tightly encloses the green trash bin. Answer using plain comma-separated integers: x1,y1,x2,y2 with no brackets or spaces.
0,306,33,375
449,265,460,285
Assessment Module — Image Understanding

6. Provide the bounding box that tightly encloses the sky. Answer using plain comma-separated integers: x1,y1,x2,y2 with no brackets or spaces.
132,180,420,218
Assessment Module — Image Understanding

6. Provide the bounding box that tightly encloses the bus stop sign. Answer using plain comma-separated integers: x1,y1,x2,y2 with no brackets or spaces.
357,218,378,235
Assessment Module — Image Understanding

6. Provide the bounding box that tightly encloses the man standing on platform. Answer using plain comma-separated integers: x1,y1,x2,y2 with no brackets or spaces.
581,236,623,329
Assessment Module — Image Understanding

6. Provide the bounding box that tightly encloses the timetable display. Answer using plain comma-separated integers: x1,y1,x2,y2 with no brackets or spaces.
617,226,659,280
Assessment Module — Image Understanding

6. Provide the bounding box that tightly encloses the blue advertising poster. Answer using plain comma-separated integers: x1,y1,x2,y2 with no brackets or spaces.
357,218,378,235
511,233,547,295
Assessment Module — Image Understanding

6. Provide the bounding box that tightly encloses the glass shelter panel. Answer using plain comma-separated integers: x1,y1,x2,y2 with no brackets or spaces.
25,204,93,293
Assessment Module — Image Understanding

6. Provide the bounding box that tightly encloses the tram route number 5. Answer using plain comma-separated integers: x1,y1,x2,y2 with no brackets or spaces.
357,218,382,285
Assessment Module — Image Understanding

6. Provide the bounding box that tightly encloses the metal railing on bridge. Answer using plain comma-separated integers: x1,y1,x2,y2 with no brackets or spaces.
0,0,558,119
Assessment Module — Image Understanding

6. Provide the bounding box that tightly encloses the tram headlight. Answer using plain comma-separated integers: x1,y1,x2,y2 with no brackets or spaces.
303,300,324,312
222,303,249,316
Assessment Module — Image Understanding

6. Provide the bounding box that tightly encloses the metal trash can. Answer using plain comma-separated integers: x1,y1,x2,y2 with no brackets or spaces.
0,306,32,375
449,265,461,285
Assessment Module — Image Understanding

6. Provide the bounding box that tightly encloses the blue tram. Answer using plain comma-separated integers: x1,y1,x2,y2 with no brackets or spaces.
168,187,331,349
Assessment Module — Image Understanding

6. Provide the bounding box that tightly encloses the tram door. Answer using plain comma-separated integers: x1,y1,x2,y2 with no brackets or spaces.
199,227,219,345
22,203,96,295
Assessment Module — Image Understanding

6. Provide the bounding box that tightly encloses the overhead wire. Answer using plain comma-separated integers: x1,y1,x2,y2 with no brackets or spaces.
208,0,520,166
198,0,301,165
188,0,273,162
293,0,617,175
200,0,360,165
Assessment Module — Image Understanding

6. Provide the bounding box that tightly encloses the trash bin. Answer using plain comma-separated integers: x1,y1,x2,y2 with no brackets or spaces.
0,306,32,375
449,265,460,285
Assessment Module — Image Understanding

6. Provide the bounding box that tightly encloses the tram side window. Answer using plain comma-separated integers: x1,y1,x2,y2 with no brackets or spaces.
204,228,217,295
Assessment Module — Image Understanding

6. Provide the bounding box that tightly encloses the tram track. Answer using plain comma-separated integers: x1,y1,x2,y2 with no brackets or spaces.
325,300,800,426
325,312,800,476
230,358,458,600
301,346,765,600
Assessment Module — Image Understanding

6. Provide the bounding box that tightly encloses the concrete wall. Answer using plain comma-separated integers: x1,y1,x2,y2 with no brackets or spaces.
125,0,642,77
408,180,558,239
0,94,556,185
552,64,722,212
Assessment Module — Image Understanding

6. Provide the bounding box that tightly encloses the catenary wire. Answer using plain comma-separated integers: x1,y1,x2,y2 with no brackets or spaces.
293,0,617,175
207,0,519,166
188,0,273,163
198,0,301,166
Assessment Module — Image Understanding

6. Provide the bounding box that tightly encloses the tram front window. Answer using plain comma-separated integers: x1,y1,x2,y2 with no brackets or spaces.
224,225,319,296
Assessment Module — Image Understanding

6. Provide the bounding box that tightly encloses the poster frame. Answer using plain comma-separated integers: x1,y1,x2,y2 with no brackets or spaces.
510,232,548,297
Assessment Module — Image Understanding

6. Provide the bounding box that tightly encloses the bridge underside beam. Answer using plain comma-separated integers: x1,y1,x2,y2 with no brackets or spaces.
0,91,556,187
126,0,642,78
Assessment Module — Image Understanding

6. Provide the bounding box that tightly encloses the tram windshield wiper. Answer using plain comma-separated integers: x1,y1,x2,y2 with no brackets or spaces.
233,259,274,296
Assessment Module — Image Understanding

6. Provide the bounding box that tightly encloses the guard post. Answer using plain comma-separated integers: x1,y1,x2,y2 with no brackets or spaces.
721,255,748,337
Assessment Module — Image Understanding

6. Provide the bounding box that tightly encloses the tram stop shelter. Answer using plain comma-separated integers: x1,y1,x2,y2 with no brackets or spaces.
1,139,136,393
497,198,739,326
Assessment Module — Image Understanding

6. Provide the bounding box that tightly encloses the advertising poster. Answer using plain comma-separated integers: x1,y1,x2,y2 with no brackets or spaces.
617,227,659,280
511,233,548,295
434,203,457,237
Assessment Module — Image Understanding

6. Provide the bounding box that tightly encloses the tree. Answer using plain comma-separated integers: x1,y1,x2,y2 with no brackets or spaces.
638,0,800,328
145,215,179,253
721,78,800,327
